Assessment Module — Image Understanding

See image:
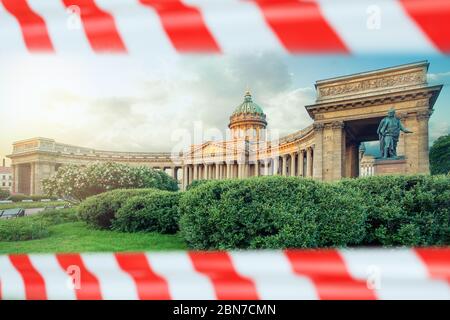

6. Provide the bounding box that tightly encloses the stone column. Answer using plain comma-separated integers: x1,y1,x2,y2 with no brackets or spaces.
416,110,432,174
306,147,313,177
264,159,270,176
193,165,198,180
215,163,220,179
403,113,420,174
189,165,193,185
298,149,304,177
226,163,230,179
331,121,345,180
182,166,187,190
12,164,18,193
254,161,260,177
171,167,177,180
312,123,324,180
30,162,35,195
238,163,243,179
273,157,279,175
290,153,296,176
281,155,287,176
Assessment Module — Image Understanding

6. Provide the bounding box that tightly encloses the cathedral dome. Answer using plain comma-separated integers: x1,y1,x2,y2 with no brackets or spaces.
232,90,265,116
229,91,267,140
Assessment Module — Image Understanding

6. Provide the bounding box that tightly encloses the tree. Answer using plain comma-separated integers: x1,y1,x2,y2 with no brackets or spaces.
430,134,450,175
42,162,178,203
0,189,10,200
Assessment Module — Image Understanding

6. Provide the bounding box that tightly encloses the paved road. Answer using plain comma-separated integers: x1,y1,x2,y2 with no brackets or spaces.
24,208,46,216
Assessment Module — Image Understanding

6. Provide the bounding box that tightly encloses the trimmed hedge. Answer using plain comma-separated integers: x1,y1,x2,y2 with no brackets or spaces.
185,179,209,191
340,175,450,246
34,208,79,226
0,208,78,241
113,191,181,234
0,219,49,241
7,194,57,202
179,176,367,249
78,189,158,229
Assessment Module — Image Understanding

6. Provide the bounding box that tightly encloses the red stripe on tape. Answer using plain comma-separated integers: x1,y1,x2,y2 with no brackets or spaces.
62,0,126,53
9,255,47,300
1,0,54,52
251,0,348,53
285,250,377,300
415,248,450,283
189,251,259,300
139,0,220,53
56,254,102,300
115,253,170,300
400,0,450,53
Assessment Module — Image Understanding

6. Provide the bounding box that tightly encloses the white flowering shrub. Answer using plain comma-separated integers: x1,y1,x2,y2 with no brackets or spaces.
42,162,178,203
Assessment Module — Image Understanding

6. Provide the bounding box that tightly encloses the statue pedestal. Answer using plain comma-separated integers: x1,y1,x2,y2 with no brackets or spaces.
373,158,407,175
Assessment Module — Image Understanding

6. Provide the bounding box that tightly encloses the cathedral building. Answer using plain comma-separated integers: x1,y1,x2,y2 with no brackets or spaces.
7,61,442,194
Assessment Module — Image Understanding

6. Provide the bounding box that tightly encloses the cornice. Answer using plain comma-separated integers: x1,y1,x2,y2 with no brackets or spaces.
305,85,442,119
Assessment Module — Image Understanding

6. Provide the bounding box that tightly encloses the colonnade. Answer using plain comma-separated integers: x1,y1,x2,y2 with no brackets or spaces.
182,146,314,189
360,163,375,177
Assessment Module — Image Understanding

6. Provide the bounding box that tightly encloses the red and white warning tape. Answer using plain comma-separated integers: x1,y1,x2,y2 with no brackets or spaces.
0,0,448,55
0,248,449,300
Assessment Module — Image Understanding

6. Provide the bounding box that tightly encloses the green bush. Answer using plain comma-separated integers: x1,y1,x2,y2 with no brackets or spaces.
8,194,31,202
340,175,450,246
0,189,10,200
179,176,367,249
113,191,181,234
5,194,58,202
430,134,450,175
32,208,79,225
0,208,78,241
78,189,158,229
185,179,209,191
29,195,58,202
0,219,49,241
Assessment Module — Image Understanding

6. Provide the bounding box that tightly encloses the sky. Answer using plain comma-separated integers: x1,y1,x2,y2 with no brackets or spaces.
0,52,449,165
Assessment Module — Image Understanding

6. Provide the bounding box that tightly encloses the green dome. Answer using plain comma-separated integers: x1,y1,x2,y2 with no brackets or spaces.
232,91,265,116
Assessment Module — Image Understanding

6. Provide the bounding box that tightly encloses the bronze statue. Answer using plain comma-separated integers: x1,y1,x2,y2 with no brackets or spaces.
377,108,413,158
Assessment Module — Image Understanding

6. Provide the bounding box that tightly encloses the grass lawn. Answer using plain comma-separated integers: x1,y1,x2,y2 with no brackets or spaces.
0,222,187,254
0,201,68,210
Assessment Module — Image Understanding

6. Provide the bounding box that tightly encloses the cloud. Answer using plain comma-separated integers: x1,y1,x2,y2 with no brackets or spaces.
427,71,450,83
1,53,315,155
429,120,450,143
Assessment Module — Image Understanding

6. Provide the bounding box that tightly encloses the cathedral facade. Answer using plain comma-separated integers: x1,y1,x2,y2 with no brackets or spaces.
8,61,441,194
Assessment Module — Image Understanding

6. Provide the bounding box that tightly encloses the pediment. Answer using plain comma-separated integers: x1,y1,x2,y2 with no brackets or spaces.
184,140,247,159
